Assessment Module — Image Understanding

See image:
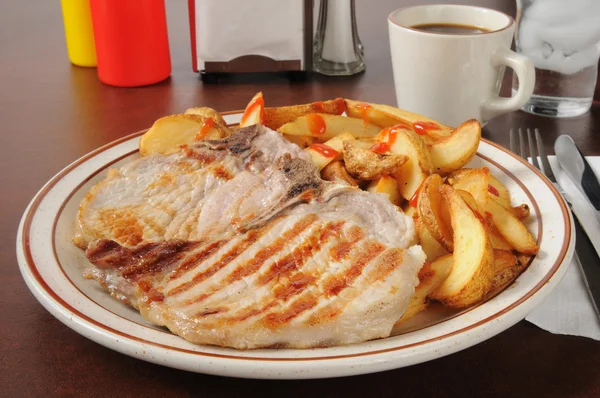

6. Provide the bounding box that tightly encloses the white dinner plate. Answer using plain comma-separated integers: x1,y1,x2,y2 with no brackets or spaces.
17,111,574,379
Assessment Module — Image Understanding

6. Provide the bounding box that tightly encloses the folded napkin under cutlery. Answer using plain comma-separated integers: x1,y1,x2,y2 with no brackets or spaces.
526,156,600,341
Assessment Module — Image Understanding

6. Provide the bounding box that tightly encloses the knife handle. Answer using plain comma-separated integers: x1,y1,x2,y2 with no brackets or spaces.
581,158,600,211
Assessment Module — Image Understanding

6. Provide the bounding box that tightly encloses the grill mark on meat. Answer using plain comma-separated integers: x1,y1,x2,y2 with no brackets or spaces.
224,301,278,324
98,207,144,246
329,225,365,262
221,214,319,285
144,172,175,192
183,215,320,309
183,148,216,166
197,307,228,316
166,239,229,282
245,224,368,328
307,246,403,325
323,241,386,297
256,221,344,287
273,273,318,301
211,165,233,180
86,240,133,268
167,225,274,298
263,294,319,329
120,240,200,281
138,279,165,303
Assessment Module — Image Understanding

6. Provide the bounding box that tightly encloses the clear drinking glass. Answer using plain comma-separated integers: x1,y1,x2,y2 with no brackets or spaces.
313,0,365,76
512,0,600,117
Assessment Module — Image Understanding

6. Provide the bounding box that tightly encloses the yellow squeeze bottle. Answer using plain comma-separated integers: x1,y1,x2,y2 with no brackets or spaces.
61,0,97,67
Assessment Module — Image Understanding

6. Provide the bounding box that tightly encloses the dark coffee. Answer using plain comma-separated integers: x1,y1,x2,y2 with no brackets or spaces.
411,23,490,34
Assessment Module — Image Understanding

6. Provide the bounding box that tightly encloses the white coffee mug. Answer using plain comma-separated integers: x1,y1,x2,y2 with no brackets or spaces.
388,5,535,127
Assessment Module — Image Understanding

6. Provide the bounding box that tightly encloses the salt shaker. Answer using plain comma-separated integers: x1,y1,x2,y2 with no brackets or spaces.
313,0,365,76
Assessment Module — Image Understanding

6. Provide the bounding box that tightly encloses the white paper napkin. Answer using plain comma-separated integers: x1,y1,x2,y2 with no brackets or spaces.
525,156,600,340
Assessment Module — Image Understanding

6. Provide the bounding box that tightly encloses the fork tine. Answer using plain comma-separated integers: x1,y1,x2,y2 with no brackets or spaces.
518,128,527,159
535,128,556,181
527,128,540,169
510,128,518,153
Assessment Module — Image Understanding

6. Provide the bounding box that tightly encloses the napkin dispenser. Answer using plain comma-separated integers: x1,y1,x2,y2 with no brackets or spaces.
188,0,313,80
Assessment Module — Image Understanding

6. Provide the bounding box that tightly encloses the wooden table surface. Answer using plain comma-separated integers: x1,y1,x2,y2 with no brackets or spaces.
2,1,600,396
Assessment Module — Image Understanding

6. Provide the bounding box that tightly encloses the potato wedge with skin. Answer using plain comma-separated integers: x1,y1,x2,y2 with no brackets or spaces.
321,160,358,186
279,114,381,140
429,185,495,307
282,134,315,149
139,114,229,156
510,203,530,220
343,141,408,180
346,99,453,131
451,167,490,213
367,175,401,206
378,127,434,200
485,198,539,254
415,217,449,261
264,98,346,130
239,92,265,127
396,255,453,324
184,107,227,126
346,99,412,129
418,174,454,252
428,119,481,174
305,132,355,170
489,249,526,294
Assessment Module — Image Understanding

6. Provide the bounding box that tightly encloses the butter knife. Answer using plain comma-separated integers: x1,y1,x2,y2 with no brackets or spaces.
554,135,600,317
555,135,600,213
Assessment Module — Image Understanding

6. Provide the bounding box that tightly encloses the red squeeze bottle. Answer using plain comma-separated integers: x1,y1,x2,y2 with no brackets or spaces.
89,0,171,87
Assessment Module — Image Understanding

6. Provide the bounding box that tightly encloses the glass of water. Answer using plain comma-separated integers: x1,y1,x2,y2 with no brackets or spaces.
512,0,600,117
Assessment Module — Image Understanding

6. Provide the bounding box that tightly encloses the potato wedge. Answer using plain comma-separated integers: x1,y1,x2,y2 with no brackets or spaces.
279,114,381,140
346,99,453,131
239,92,265,127
184,107,227,126
378,127,434,200
417,174,454,252
345,99,412,128
321,160,358,186
415,217,449,261
488,174,511,208
488,225,514,251
510,203,530,220
282,134,315,149
429,185,495,307
305,132,354,170
428,119,481,174
367,175,401,206
402,203,417,218
451,167,490,213
139,114,229,156
489,249,526,294
264,98,346,130
396,255,453,324
343,141,408,180
485,198,539,254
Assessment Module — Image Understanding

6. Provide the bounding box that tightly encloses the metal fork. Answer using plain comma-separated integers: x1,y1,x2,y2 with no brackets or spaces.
511,128,600,317
510,127,567,198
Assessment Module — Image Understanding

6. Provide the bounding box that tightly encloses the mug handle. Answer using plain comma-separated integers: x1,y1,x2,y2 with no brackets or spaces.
481,47,535,121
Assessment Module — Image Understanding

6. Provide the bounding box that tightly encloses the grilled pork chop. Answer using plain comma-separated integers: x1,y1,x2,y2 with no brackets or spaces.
79,124,426,349
85,205,424,349
74,125,310,249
